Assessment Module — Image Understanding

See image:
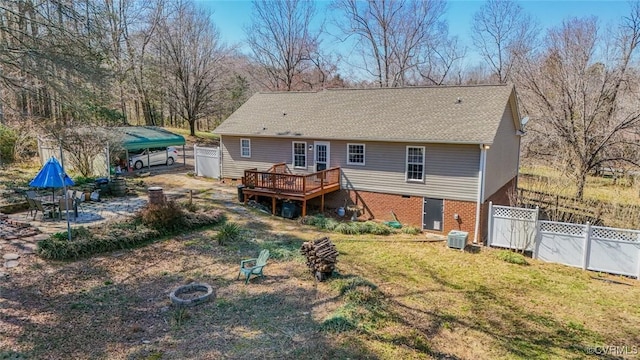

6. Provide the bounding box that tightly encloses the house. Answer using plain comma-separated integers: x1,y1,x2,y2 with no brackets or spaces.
213,84,523,243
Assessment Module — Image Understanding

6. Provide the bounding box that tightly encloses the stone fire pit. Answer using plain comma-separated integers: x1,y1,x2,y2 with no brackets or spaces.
169,283,214,307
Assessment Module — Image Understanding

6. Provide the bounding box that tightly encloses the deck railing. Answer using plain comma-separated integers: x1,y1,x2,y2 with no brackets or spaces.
267,162,292,174
243,167,340,196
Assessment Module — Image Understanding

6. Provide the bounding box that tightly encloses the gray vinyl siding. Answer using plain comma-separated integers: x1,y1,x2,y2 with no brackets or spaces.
483,105,520,201
334,141,479,201
221,136,303,178
222,135,479,201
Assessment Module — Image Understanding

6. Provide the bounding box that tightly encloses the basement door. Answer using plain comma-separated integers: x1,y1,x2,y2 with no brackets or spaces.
423,198,443,231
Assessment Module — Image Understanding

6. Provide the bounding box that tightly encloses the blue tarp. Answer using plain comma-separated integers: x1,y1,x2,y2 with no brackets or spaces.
29,157,75,188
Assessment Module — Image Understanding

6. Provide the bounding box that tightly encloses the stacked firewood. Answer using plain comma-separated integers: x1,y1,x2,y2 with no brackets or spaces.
300,237,339,281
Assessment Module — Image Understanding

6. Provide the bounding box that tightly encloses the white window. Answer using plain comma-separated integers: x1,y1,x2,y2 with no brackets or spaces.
406,146,425,182
240,138,251,158
292,142,307,168
347,143,365,165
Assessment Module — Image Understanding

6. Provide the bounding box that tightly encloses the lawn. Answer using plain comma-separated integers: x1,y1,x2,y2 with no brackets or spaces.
1,196,638,359
519,164,640,206
163,126,219,146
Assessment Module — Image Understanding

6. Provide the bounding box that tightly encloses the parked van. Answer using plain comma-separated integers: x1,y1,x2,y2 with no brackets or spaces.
129,147,178,170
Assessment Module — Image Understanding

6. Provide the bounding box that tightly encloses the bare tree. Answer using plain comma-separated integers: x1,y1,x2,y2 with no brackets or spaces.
158,1,227,136
418,34,466,85
102,0,135,123
245,0,319,91
512,8,640,199
0,0,110,124
333,0,446,87
471,0,537,83
121,0,166,126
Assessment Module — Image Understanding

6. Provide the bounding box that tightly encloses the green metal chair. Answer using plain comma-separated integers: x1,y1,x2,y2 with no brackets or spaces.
237,249,270,284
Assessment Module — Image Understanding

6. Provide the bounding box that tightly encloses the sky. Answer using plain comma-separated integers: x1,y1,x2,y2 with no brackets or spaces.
196,0,632,76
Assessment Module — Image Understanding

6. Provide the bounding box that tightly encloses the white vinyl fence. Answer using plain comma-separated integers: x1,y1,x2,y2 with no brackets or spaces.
37,137,109,177
193,145,220,179
488,203,640,279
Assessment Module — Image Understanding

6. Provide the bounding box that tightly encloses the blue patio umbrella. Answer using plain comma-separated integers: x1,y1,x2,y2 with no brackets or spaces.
29,157,75,200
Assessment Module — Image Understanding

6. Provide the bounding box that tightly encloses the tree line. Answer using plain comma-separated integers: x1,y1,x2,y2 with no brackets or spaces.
1,0,640,198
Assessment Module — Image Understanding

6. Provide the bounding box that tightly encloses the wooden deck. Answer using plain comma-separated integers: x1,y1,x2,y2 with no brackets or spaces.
242,164,341,216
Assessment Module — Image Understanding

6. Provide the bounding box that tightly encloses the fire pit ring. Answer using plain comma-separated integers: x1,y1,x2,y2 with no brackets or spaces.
169,283,214,307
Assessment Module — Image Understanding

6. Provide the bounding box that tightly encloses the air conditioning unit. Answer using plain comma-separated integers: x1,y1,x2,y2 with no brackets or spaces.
447,230,468,250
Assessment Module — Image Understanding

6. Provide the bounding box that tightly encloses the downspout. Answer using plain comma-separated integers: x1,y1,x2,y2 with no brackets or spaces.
219,135,223,180
515,132,523,192
474,144,488,244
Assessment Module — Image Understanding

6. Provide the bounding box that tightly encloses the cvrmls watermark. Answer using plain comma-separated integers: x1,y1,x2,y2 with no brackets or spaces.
586,345,638,355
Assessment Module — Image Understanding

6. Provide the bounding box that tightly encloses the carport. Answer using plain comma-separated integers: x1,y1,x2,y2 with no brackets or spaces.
111,127,186,175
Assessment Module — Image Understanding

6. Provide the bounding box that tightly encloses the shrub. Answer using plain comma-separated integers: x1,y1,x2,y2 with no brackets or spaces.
139,201,186,234
312,215,328,229
302,215,339,231
301,215,318,226
37,227,161,260
324,218,339,231
184,210,224,228
216,222,241,246
335,222,360,235
0,124,17,164
401,226,421,235
304,215,395,236
37,209,223,260
181,201,198,213
497,250,529,265
362,221,392,235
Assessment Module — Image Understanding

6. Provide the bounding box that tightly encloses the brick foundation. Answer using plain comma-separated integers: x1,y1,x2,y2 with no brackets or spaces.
480,177,517,244
443,199,477,241
348,191,424,228
318,190,478,240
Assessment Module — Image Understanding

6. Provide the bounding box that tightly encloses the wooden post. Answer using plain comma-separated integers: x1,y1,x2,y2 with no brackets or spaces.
321,193,325,213
302,176,306,193
302,200,307,217
272,196,276,215
189,189,193,204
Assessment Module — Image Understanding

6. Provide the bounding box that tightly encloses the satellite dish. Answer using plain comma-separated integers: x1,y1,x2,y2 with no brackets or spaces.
520,116,529,126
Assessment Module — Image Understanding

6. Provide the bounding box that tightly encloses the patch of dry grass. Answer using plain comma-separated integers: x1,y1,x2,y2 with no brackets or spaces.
519,164,640,205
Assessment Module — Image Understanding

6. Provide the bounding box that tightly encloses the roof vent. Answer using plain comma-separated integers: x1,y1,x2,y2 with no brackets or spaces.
456,97,462,104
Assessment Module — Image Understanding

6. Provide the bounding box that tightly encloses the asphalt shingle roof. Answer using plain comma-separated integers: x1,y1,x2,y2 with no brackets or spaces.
214,84,516,145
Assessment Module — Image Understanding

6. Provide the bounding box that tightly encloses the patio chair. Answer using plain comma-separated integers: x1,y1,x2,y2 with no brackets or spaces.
32,199,55,221
74,191,86,214
58,197,77,220
26,190,37,199
237,249,270,284
25,196,37,218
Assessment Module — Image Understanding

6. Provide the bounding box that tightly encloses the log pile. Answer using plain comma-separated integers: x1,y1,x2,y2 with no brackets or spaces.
300,237,338,281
